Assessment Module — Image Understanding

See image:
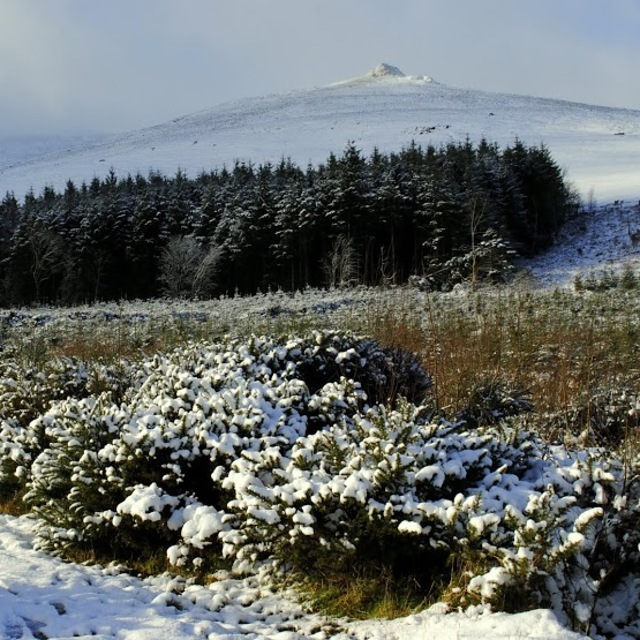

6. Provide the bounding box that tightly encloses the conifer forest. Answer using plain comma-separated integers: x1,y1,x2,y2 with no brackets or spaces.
0,139,577,305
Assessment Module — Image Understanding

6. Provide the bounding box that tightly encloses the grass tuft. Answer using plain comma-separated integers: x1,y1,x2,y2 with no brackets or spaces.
301,568,432,620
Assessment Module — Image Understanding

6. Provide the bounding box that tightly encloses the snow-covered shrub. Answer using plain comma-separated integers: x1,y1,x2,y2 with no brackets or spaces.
0,356,133,501
23,331,429,561
0,414,31,501
293,331,430,408
25,393,134,554
0,356,90,424
218,401,640,633
219,402,529,578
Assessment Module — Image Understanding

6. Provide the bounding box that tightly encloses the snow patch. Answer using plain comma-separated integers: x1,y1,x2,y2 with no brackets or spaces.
523,201,640,288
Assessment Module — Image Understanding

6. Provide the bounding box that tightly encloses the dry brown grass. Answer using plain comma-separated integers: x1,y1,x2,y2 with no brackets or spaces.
7,285,640,451
362,288,640,429
302,568,431,620
0,489,28,516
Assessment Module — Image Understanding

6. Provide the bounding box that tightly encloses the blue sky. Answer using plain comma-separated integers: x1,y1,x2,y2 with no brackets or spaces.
1,0,639,135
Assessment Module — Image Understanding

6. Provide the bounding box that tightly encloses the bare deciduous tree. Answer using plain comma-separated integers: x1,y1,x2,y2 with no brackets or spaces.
469,196,487,292
158,236,221,298
27,226,66,301
324,235,359,288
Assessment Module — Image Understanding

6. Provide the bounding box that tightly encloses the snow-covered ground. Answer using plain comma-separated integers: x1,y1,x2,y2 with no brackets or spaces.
0,514,587,640
1,63,639,203
525,200,640,287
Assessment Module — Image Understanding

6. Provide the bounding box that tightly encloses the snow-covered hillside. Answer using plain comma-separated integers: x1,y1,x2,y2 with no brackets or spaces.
0,133,105,173
1,63,638,202
525,200,640,287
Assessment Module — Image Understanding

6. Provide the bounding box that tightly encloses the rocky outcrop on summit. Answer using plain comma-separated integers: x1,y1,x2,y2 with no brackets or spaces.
367,63,406,78
337,63,434,84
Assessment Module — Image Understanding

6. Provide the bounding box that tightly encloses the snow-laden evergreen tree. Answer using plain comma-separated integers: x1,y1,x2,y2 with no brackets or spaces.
0,139,578,303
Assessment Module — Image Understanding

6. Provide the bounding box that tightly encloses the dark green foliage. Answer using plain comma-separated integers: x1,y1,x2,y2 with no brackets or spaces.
0,140,577,303
294,332,432,407
457,380,534,428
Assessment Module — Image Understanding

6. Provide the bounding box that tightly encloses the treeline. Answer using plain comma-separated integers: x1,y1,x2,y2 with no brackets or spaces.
0,139,578,304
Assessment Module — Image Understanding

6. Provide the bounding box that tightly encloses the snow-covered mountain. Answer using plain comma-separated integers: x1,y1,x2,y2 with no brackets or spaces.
1,63,639,203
